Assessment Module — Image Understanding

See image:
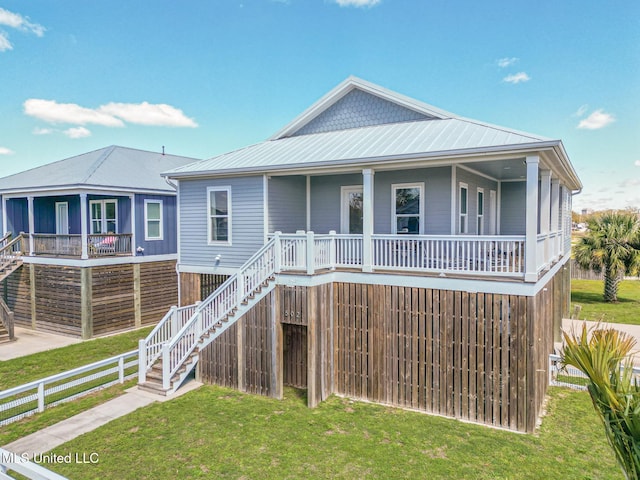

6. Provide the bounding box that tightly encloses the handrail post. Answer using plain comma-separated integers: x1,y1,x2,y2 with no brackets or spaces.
237,272,245,306
306,231,315,275
162,344,170,390
138,339,147,384
329,230,337,270
37,381,45,413
274,231,282,273
170,305,178,337
118,355,125,384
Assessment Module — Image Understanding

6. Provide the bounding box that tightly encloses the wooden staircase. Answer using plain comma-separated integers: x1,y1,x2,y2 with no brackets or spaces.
138,238,280,396
0,234,23,343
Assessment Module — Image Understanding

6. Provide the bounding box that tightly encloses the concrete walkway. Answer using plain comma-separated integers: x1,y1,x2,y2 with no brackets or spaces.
2,381,202,459
0,327,81,361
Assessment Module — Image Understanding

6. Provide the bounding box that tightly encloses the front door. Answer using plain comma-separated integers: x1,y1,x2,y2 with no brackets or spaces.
55,202,69,234
340,186,363,234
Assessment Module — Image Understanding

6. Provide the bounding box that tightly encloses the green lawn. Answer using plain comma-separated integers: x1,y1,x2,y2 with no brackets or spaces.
571,279,640,325
49,385,621,480
0,326,152,391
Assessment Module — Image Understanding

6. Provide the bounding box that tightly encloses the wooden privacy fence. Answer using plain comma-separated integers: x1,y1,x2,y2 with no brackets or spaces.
0,350,137,426
570,260,604,280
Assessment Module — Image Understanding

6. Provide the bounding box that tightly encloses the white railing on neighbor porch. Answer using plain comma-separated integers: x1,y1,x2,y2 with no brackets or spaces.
28,233,133,257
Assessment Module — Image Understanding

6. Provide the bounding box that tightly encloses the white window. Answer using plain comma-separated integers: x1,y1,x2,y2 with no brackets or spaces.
477,188,484,235
144,200,163,240
459,183,468,234
392,183,423,234
90,199,117,234
207,186,231,244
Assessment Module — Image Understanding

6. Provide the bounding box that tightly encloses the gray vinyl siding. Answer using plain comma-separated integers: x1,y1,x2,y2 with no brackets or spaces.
134,194,177,256
179,176,265,269
454,168,499,235
500,181,526,235
268,176,306,233
310,174,362,233
374,167,452,235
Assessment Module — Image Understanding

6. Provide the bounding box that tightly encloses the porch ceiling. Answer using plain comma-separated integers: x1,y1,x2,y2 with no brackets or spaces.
460,158,527,181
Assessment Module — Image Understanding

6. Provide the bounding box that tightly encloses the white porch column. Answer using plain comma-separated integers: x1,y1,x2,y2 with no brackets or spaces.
362,168,374,273
80,193,89,260
525,156,539,282
1,196,7,236
27,196,35,256
540,170,551,269
551,178,560,259
130,194,136,255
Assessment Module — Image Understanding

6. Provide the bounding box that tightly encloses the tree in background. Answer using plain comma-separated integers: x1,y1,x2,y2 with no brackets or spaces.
574,211,640,302
561,324,639,480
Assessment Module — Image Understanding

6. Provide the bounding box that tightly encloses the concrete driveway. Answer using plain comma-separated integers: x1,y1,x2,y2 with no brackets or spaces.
0,327,80,361
562,318,640,366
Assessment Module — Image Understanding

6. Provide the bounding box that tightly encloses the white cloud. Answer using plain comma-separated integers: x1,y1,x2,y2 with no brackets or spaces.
24,99,198,128
24,99,125,127
0,7,45,36
0,147,14,155
99,102,198,128
635,160,640,167
334,0,381,7
574,104,588,117
64,127,92,139
503,72,530,84
577,109,615,130
0,31,12,52
497,57,518,68
33,127,53,135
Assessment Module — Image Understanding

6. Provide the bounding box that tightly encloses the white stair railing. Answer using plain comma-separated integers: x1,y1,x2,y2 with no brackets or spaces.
0,234,23,271
157,237,278,390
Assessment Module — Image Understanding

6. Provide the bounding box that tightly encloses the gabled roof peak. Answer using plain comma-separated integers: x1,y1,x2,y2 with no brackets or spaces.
270,77,456,140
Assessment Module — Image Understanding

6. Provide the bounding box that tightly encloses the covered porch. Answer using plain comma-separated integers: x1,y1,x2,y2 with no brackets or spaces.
266,154,572,282
3,191,137,259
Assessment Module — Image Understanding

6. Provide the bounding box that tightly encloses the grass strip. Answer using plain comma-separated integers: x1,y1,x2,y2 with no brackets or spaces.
48,385,620,480
571,279,640,326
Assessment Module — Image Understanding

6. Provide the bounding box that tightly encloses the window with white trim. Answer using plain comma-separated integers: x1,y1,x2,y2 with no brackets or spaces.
477,188,484,235
459,183,468,234
144,200,163,240
207,186,231,244
90,199,117,234
392,183,423,234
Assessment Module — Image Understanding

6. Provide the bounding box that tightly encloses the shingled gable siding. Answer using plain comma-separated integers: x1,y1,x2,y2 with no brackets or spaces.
268,176,306,233
293,89,432,136
179,176,265,269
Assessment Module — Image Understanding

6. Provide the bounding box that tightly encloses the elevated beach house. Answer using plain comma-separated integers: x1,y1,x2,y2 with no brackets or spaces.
0,146,198,339
138,77,582,432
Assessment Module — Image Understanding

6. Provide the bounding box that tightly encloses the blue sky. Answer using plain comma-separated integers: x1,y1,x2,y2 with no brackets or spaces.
0,0,638,212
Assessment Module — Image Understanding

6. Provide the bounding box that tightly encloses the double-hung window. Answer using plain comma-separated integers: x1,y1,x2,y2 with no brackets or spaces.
392,183,423,234
459,183,468,234
207,186,231,244
144,200,163,240
90,199,117,234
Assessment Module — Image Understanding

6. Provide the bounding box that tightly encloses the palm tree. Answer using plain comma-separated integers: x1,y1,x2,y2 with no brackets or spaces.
573,211,640,302
561,324,640,480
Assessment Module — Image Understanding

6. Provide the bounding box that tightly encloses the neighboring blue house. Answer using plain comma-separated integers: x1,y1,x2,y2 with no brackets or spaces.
0,146,199,338
139,77,582,433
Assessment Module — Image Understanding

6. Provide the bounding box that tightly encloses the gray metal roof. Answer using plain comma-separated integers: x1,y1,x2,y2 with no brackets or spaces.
168,116,551,177
0,146,200,194
166,76,575,181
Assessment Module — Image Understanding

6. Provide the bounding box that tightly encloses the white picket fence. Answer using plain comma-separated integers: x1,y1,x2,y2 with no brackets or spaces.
548,353,640,390
0,350,138,427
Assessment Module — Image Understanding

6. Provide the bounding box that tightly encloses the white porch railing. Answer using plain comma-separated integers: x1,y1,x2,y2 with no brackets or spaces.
0,350,137,426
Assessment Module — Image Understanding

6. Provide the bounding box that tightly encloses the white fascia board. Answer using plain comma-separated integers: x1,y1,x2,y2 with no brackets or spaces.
0,185,176,198
22,254,177,268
